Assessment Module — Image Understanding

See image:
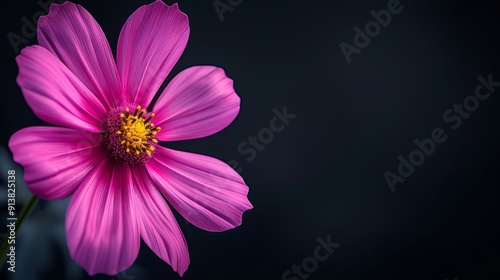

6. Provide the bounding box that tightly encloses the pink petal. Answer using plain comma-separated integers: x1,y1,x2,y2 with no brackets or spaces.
16,46,107,133
8,127,107,200
132,166,190,276
37,2,122,108
117,1,189,107
148,146,253,232
152,66,241,142
66,160,140,276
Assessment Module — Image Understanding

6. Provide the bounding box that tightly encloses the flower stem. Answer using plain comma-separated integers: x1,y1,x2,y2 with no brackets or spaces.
0,195,39,271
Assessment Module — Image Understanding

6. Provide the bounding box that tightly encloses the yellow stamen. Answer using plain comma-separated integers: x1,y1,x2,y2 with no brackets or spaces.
116,107,160,157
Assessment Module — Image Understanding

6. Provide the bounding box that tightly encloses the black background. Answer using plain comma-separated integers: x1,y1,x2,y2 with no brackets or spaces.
1,0,500,279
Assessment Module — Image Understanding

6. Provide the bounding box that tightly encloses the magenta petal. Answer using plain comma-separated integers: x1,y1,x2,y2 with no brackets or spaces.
37,2,122,108
66,161,140,276
132,166,190,276
16,46,107,132
117,1,189,107
152,66,241,142
148,146,253,232
8,127,106,200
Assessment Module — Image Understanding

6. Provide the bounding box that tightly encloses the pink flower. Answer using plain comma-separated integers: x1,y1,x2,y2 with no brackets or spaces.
9,1,252,276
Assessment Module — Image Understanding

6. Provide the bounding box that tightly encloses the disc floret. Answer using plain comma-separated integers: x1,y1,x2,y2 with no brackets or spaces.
105,105,161,165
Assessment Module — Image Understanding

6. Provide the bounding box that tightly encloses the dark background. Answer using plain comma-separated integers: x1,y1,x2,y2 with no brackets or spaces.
1,0,500,279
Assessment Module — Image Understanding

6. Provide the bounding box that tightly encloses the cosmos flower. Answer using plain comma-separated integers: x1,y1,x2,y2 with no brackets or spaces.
9,1,252,276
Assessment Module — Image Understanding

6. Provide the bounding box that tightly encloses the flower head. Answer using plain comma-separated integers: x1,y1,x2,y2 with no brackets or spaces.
9,1,252,276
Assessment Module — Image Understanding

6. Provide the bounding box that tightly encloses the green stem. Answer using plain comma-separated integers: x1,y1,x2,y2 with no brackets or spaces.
0,195,39,271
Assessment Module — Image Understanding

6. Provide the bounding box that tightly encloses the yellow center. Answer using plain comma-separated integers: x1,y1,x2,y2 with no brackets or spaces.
116,106,160,157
